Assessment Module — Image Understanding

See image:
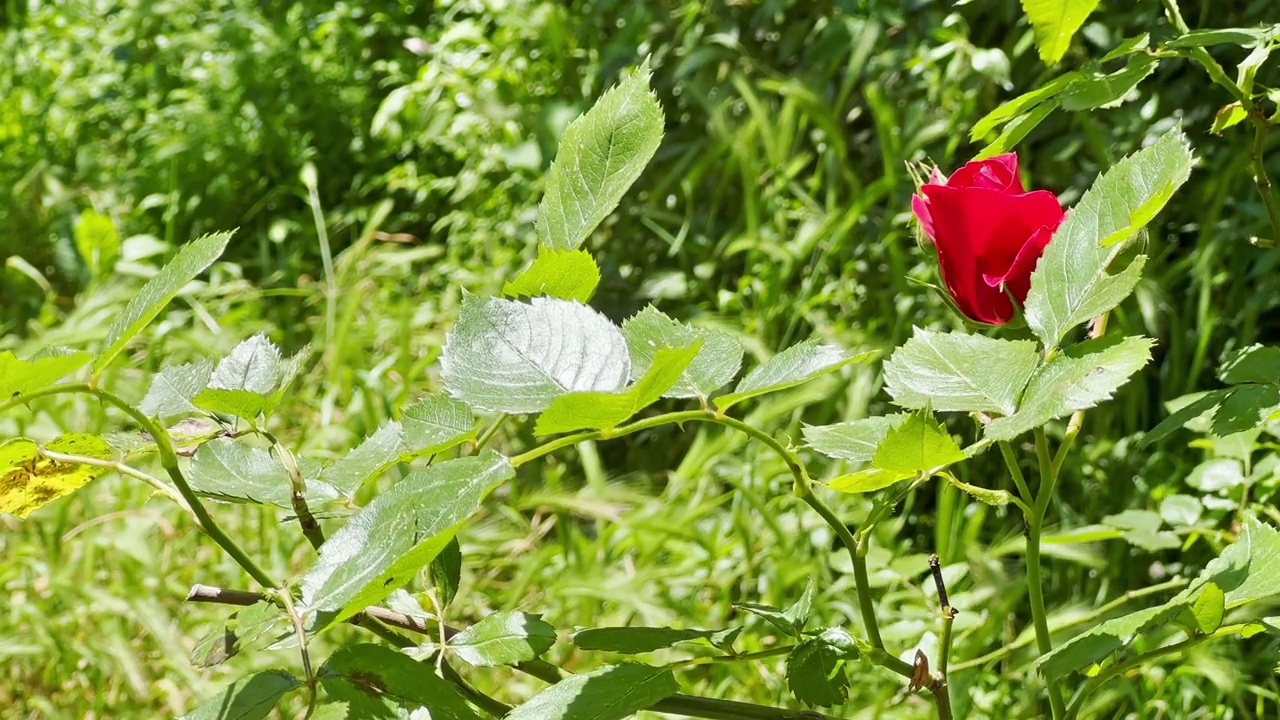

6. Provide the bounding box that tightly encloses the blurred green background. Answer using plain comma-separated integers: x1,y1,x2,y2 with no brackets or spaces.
2,0,1279,717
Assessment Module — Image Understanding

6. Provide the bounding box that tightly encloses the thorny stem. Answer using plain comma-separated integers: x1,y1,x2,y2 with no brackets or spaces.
513,408,909,678
928,554,957,719
187,585,845,720
1161,0,1280,243
3,384,277,589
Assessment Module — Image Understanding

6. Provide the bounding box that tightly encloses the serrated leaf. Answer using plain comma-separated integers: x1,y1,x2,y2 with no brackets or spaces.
180,670,298,720
985,337,1153,441
448,611,557,667
319,644,480,720
192,336,308,421
975,100,1059,160
504,663,678,720
320,422,404,497
873,411,966,474
191,601,286,668
401,395,478,458
1020,0,1102,63
503,247,601,303
971,72,1080,141
0,434,112,518
786,628,861,707
1166,28,1268,48
141,360,214,421
1218,344,1280,386
802,414,908,463
96,230,233,373
827,467,915,495
883,329,1041,416
535,61,664,250
430,537,463,607
1189,582,1226,634
1212,103,1249,135
300,453,512,626
715,340,861,411
189,438,338,507
0,351,92,399
1141,390,1231,446
441,295,631,414
534,341,700,435
735,583,813,638
1060,54,1158,111
621,305,743,400
1036,602,1186,681
1025,129,1193,349
572,627,724,654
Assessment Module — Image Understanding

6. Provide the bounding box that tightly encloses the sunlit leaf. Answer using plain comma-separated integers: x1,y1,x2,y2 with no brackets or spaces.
441,295,631,414
189,438,338,507
883,329,1041,416
1025,129,1193,349
536,60,664,250
300,453,513,626
621,305,743,400
401,395,478,458
503,247,601,303
0,350,92,399
1020,0,1102,63
504,663,678,720
140,360,214,420
96,230,233,373
715,340,862,411
0,434,112,518
319,644,480,720
448,611,557,667
803,414,908,463
985,337,1153,441
786,628,861,707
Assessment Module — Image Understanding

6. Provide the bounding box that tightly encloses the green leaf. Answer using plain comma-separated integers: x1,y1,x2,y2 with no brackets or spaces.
191,601,286,668
0,434,112,518
1025,129,1194,349
74,209,120,278
430,537,463,607
504,663,679,720
621,305,743,400
181,670,298,720
319,644,480,720
1218,344,1280,386
95,230,233,373
572,627,725,654
827,468,914,495
1189,582,1226,634
1187,458,1246,493
140,360,214,421
189,438,337,507
1036,602,1186,681
873,411,966,474
735,582,813,638
1060,54,1158,111
970,72,1080,141
1159,494,1204,527
715,340,861,411
441,295,631,414
985,337,1154,441
786,628,861,707
319,422,404,497
1166,28,1268,48
1211,384,1280,435
534,341,700,435
400,395,478,458
503,247,601,303
802,414,908,463
1208,517,1280,606
535,61,664,250
192,336,308,421
883,329,1041,416
1141,390,1231,446
975,101,1059,160
300,453,513,626
1212,103,1249,135
0,350,92,399
448,610,557,667
1020,0,1102,63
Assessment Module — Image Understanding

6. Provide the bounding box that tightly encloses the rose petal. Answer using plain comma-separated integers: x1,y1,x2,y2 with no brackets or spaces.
982,223,1057,305
921,185,1064,324
911,193,936,240
947,153,1024,194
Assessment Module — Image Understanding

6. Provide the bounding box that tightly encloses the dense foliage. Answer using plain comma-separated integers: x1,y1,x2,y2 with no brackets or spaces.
2,1,1279,718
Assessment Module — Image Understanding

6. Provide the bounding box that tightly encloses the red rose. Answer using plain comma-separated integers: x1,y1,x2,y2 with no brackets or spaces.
911,153,1065,325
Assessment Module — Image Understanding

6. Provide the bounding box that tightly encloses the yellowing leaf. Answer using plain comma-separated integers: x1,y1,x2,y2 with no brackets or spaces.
1211,103,1248,135
0,434,112,518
